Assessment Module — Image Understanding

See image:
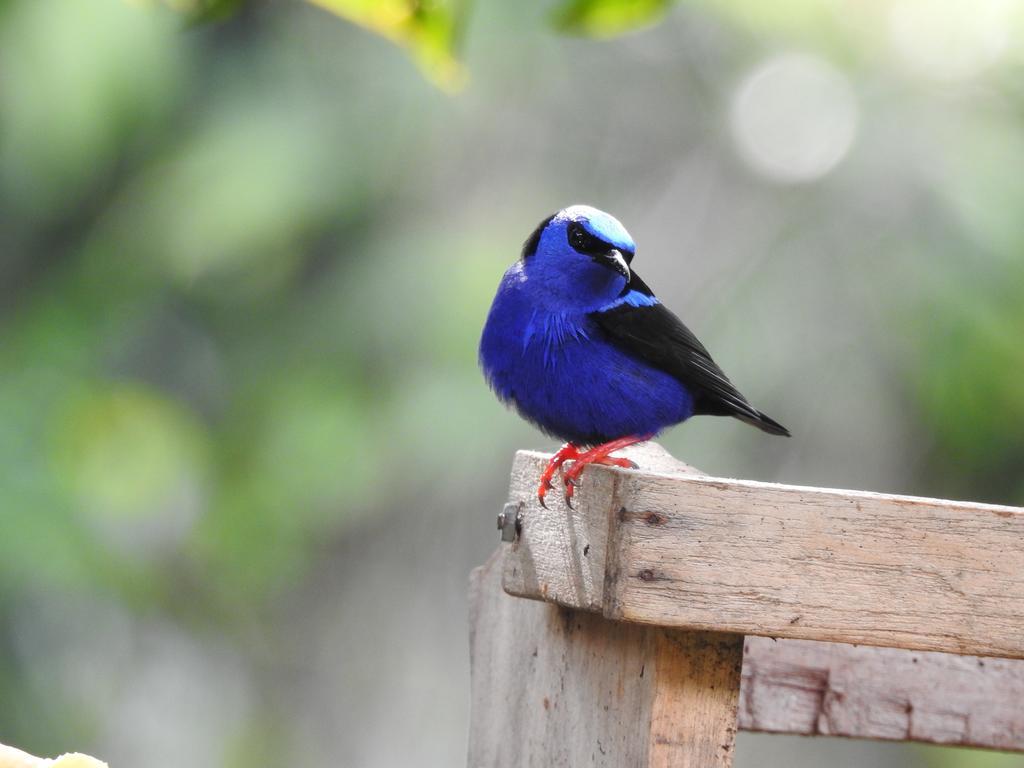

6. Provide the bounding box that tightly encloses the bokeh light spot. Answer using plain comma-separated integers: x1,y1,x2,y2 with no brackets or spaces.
889,0,1012,82
730,53,858,184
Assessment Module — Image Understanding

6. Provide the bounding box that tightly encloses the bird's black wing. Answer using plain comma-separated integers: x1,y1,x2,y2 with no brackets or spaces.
590,273,790,436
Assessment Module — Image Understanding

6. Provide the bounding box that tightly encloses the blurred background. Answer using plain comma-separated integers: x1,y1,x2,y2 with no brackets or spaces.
1,0,1023,766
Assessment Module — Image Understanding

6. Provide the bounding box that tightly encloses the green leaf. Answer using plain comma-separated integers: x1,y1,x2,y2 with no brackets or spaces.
184,0,248,24
309,0,467,90
136,0,247,23
553,0,674,38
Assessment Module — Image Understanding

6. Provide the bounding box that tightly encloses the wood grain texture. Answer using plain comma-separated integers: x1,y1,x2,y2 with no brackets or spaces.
503,443,698,612
503,447,1024,658
475,547,1024,758
470,550,743,768
648,631,743,768
740,637,1024,751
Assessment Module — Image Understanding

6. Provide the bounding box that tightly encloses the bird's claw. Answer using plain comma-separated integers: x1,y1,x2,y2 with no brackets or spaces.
536,443,580,509
538,473,558,508
536,436,649,509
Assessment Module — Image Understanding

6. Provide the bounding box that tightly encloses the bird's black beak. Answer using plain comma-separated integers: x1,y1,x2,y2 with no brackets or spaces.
596,248,630,280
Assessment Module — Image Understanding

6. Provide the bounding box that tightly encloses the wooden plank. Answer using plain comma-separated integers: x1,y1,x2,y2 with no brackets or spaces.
482,549,1024,753
502,442,700,613
469,550,743,768
649,631,743,768
502,447,1024,658
740,636,1024,751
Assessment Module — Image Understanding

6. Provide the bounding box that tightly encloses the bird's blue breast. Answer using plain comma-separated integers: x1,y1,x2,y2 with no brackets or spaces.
479,271,694,445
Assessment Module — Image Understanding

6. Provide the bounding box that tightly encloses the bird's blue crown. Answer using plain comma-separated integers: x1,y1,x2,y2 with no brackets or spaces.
515,205,642,313
522,205,635,261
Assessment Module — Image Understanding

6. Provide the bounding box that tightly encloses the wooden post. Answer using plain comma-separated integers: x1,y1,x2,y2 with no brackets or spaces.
646,630,743,768
469,443,1024,764
469,551,743,767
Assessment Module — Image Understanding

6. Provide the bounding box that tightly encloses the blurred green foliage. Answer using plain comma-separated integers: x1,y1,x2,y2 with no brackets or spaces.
309,0,469,88
552,0,673,37
921,745,1024,768
1,0,1023,766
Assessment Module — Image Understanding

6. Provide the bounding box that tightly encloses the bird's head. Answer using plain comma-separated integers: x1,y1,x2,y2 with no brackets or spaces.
519,205,636,311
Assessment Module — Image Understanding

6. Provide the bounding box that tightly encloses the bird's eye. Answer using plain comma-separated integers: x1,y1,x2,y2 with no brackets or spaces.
568,223,587,250
568,222,603,254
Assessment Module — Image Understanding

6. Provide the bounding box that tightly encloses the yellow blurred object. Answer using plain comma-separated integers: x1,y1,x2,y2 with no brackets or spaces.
0,744,108,768
308,0,466,90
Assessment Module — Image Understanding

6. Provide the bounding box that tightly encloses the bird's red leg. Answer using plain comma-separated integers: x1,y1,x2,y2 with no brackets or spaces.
537,443,581,508
594,455,637,469
562,434,653,505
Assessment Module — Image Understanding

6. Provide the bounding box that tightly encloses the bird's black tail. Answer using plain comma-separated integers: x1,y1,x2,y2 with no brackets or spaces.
735,410,790,437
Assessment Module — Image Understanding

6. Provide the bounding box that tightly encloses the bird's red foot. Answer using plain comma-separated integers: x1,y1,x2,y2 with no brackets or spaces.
537,443,581,508
561,434,651,506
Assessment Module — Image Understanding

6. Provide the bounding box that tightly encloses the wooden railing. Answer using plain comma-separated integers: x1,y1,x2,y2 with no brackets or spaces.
468,444,1024,766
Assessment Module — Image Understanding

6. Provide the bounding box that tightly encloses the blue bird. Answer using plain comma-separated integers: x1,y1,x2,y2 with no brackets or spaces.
479,204,789,506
